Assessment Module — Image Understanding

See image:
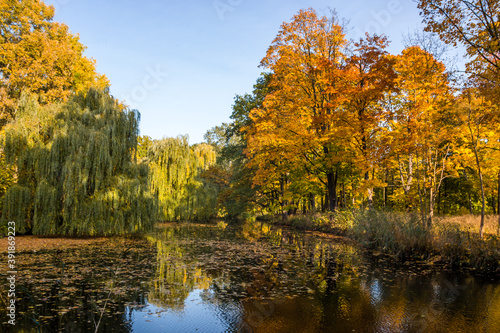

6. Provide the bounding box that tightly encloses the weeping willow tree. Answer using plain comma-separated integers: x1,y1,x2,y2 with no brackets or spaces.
1,89,157,235
147,136,218,221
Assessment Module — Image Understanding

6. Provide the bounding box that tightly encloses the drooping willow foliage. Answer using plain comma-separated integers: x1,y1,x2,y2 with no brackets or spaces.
147,136,218,221
1,89,157,235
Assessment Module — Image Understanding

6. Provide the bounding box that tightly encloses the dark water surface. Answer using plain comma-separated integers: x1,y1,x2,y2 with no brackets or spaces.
1,221,499,332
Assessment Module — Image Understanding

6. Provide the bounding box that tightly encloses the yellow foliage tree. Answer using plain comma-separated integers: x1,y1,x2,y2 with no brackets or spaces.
387,46,453,226
454,89,500,237
0,0,109,127
343,35,396,206
247,9,350,214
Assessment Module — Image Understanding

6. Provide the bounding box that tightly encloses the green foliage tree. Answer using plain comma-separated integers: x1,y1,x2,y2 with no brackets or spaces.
147,136,218,221
137,135,153,160
1,89,157,235
204,74,273,218
0,0,110,222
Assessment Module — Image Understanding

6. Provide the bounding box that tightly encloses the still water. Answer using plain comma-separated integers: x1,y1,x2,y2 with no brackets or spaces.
1,221,499,332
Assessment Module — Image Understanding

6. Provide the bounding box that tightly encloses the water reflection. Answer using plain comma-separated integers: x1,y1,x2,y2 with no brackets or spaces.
144,222,500,333
1,221,499,332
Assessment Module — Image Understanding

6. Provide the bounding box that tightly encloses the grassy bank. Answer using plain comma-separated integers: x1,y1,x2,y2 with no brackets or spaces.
271,210,500,274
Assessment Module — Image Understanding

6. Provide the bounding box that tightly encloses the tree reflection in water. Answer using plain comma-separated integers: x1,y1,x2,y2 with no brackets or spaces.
1,221,499,332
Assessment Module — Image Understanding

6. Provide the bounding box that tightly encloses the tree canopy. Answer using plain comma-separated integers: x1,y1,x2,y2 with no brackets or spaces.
0,0,109,128
205,7,500,237
146,136,218,221
1,89,157,235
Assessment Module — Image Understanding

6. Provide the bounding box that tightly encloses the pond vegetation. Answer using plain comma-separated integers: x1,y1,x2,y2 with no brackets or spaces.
1,222,499,332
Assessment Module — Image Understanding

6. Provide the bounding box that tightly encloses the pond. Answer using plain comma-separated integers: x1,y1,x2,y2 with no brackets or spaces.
1,221,499,332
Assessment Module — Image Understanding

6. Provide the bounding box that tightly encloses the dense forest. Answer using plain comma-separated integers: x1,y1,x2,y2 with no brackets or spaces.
1,0,500,239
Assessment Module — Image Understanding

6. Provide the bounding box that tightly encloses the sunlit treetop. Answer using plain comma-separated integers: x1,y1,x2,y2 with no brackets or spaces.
0,0,109,128
417,0,500,83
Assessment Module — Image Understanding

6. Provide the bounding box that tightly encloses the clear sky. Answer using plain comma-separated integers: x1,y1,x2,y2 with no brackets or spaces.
46,0,426,143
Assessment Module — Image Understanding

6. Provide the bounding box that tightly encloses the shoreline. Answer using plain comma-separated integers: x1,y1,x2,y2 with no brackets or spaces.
250,211,500,277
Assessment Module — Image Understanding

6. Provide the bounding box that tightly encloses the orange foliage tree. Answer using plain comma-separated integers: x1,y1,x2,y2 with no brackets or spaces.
246,9,352,215
387,46,453,226
0,0,109,128
343,35,396,206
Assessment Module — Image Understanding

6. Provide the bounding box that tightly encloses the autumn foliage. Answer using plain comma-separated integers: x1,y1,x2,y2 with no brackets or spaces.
209,7,500,238
1,1,500,238
0,0,109,128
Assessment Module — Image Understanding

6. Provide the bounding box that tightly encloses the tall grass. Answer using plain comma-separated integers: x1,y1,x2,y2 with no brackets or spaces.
284,210,500,273
436,214,499,236
348,210,431,258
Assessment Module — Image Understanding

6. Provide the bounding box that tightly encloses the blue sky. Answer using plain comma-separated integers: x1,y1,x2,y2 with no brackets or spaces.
47,0,427,143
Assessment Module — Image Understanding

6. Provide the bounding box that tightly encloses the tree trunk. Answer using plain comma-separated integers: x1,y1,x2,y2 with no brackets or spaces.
365,171,373,207
428,146,450,230
342,183,347,209
428,187,434,228
289,200,297,215
437,184,441,215
326,171,338,213
416,151,426,225
310,193,316,214
398,153,413,208
383,168,388,209
323,145,338,214
471,147,485,238
280,175,288,221
463,169,473,214
469,124,485,238
492,190,496,215
477,163,485,239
